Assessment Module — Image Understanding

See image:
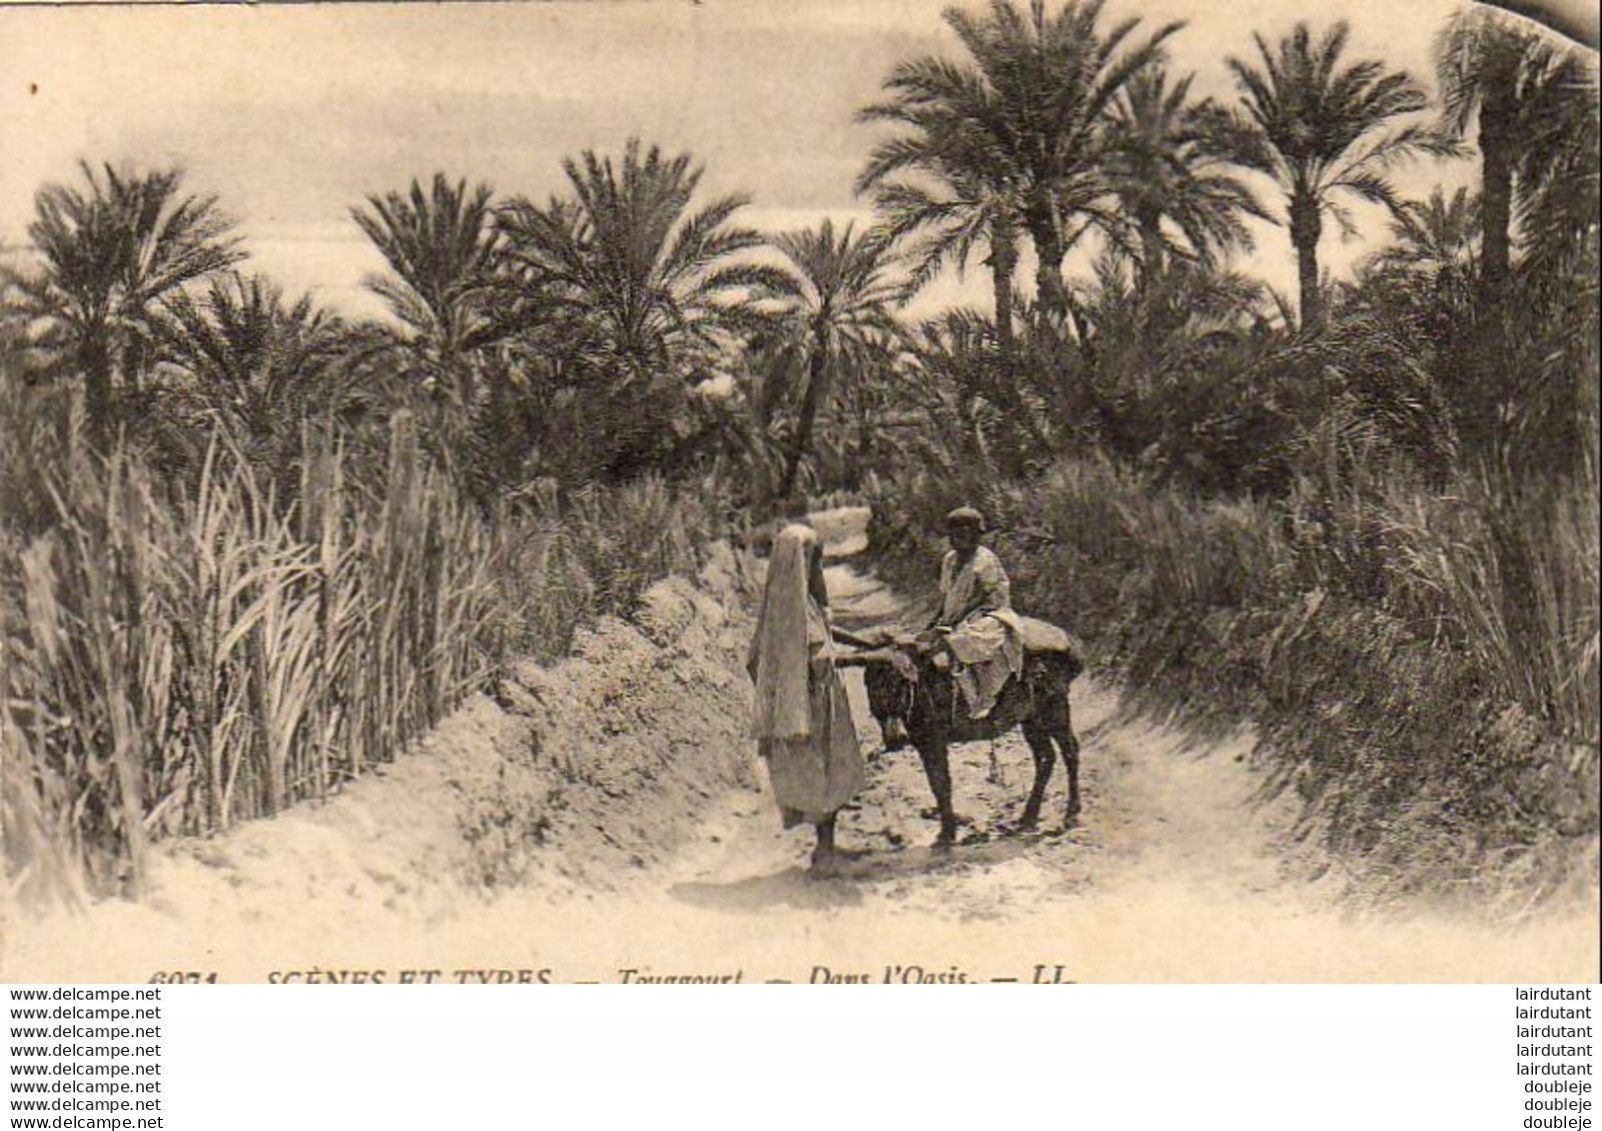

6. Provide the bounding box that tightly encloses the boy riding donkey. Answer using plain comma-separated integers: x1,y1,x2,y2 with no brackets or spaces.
831,504,1086,845
922,507,1025,722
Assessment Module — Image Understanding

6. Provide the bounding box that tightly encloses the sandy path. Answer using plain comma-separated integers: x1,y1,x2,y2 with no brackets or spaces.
602,520,1599,983
439,552,1595,983
632,628,1597,982
4,510,1595,983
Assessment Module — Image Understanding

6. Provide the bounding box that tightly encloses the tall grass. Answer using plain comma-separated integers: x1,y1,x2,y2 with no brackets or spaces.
1379,462,1600,750
870,451,1600,900
1,387,724,905
488,475,720,663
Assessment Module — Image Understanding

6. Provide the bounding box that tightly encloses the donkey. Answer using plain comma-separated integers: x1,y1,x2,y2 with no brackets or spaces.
839,619,1084,846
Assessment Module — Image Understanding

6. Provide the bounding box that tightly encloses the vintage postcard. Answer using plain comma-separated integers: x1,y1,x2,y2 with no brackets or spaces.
0,0,1596,986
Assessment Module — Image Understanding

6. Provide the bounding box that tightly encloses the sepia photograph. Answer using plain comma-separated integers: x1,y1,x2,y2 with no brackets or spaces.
0,0,1597,987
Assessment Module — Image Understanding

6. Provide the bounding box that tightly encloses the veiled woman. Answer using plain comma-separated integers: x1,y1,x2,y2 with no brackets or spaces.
747,523,865,875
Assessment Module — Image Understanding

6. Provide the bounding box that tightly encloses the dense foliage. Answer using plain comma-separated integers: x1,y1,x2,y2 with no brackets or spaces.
3,1,1596,902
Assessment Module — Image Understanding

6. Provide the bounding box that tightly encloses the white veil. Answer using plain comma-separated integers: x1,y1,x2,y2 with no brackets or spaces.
748,524,819,739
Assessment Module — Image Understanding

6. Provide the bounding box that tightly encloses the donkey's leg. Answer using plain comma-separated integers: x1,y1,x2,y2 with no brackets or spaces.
915,740,959,847
1018,720,1056,830
1057,694,1082,828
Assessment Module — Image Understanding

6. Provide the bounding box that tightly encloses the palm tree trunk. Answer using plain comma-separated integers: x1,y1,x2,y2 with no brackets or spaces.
1026,198,1069,324
1477,59,1516,313
986,226,1032,478
81,333,113,445
1295,238,1322,332
122,339,146,396
779,332,829,500
851,388,871,492
1468,58,1517,461
1137,206,1165,283
1289,193,1323,331
989,223,1018,362
1034,239,1067,324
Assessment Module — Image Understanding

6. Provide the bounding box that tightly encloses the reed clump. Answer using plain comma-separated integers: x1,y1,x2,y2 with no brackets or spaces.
870,453,1600,905
1,387,723,905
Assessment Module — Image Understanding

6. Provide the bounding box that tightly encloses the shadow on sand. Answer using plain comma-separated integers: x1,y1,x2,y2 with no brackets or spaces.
666,826,1079,913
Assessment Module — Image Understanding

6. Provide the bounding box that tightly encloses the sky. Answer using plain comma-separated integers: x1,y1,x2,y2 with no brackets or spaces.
0,0,1482,323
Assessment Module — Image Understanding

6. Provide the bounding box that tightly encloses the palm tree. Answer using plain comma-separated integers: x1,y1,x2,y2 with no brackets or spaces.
352,174,510,414
901,306,1060,473
160,274,345,423
756,219,901,500
902,311,1009,475
975,0,1184,321
1368,186,1481,278
499,140,773,380
20,163,242,439
1220,21,1451,331
857,78,1024,359
859,152,1023,360
1435,9,1596,307
860,0,1181,326
155,273,350,481
1356,185,1479,331
0,249,48,384
1513,66,1599,292
1105,66,1264,277
498,139,777,479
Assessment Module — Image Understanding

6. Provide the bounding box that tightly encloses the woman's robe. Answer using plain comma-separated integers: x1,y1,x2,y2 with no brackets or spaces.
749,526,865,825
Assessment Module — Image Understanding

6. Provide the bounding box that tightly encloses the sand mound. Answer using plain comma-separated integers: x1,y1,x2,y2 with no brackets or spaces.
2,545,765,981
485,554,761,892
